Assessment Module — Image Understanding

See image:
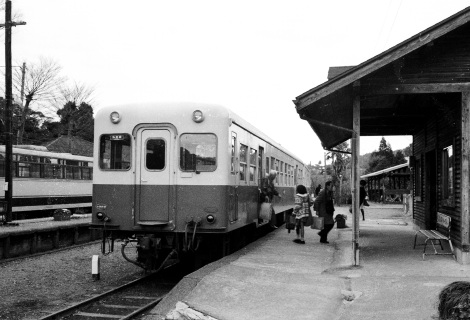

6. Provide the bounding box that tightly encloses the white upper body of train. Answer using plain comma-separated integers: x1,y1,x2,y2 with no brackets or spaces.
92,102,310,233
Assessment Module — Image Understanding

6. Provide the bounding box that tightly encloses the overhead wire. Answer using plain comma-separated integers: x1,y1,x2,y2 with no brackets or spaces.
384,0,403,49
374,0,394,53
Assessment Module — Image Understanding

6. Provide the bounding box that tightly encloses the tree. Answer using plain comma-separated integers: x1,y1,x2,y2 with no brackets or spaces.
57,101,94,143
55,81,95,150
12,57,65,144
403,143,412,157
366,137,407,173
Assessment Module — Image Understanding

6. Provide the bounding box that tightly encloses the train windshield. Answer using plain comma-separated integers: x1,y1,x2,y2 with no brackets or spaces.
99,134,131,170
180,134,217,172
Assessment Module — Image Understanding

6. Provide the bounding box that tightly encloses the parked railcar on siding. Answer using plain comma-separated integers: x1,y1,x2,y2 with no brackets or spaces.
0,145,93,219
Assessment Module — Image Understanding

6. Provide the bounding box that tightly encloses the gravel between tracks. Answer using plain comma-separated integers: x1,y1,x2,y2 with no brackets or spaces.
0,241,145,320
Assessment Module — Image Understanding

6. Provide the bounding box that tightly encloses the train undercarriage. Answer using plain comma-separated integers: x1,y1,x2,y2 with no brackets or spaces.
97,220,272,272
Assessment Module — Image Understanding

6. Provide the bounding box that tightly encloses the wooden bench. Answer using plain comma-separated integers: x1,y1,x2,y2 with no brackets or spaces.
413,212,455,260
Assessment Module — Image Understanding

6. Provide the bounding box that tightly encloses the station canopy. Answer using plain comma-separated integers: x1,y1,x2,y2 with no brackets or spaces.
293,7,470,150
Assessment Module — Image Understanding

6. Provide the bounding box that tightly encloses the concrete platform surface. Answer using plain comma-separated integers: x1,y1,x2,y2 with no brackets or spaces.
145,205,470,320
0,214,92,235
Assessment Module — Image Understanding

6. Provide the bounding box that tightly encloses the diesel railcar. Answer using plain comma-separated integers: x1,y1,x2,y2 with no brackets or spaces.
91,103,310,269
0,145,93,220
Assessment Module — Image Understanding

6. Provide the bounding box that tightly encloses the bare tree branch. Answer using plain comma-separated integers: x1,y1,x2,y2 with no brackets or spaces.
13,57,65,144
56,81,95,108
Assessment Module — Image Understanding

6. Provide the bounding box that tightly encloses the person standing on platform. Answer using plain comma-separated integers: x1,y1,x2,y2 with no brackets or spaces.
293,184,312,244
263,170,281,228
314,181,335,244
315,184,322,196
359,179,369,221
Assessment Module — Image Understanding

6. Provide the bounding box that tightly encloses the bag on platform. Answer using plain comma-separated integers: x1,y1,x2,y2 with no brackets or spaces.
285,213,296,232
259,203,271,221
304,210,314,227
311,216,324,230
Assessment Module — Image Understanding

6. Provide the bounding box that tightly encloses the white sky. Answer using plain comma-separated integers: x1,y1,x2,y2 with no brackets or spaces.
5,0,470,165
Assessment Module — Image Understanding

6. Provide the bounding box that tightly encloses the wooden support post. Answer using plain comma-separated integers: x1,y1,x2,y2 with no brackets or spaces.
461,92,470,254
352,81,361,265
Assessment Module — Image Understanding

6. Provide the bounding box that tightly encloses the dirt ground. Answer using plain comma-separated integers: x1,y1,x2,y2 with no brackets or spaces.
0,240,145,320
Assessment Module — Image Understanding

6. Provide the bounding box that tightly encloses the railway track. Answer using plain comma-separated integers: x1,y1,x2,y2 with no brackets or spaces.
39,261,183,320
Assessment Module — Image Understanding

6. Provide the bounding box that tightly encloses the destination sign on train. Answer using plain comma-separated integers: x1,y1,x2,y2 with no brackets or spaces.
110,135,125,140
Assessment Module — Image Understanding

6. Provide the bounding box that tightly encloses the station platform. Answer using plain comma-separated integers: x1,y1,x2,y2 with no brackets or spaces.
145,205,470,320
0,214,92,235
0,214,97,259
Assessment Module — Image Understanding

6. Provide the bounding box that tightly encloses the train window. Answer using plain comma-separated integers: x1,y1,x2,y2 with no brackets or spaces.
146,139,166,170
99,134,132,170
280,161,284,185
180,134,217,172
258,147,264,183
249,148,257,182
265,157,269,176
289,165,292,186
275,159,279,183
231,133,237,174
285,163,288,185
239,144,247,181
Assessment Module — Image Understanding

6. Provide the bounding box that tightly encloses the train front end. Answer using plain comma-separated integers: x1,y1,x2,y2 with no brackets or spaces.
91,103,231,269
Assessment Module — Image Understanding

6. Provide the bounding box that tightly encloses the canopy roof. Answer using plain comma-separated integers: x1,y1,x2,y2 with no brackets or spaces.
294,7,470,149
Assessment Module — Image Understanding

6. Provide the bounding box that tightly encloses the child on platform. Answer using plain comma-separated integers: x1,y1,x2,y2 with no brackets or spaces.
293,184,312,244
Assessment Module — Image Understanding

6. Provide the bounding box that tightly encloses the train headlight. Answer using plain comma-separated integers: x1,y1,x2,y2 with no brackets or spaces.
96,212,110,222
206,214,216,224
192,110,204,123
110,111,121,124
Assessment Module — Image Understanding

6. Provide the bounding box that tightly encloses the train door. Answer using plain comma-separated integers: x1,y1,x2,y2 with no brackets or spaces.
257,147,265,221
228,132,238,222
136,128,172,223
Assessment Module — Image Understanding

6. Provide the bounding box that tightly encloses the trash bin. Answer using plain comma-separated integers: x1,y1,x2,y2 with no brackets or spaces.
53,209,71,221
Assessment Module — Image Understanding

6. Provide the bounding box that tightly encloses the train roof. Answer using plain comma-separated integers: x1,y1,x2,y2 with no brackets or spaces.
96,102,307,165
0,145,93,162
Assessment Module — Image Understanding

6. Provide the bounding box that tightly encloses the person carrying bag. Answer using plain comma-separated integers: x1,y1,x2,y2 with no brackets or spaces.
292,184,312,244
314,181,335,244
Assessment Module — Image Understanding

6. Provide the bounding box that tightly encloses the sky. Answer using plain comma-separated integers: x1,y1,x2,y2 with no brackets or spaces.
4,0,470,165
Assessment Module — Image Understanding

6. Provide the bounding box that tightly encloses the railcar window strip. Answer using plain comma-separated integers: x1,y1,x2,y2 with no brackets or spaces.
0,157,93,180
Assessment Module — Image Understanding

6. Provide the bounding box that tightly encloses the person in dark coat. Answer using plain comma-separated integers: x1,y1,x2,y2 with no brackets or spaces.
314,181,335,244
359,180,368,221
315,184,322,196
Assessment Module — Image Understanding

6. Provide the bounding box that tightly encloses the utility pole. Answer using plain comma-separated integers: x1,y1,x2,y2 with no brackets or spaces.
17,62,26,144
2,0,26,223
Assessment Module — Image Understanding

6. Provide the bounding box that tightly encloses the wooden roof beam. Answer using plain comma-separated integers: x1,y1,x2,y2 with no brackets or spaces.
361,83,470,95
